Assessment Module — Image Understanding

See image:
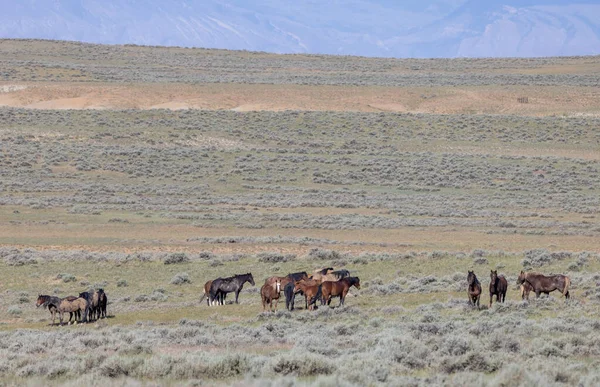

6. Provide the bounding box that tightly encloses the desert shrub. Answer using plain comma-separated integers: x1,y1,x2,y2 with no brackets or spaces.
307,248,341,261
7,305,22,315
56,273,76,283
170,273,191,285
257,252,296,263
164,253,189,265
117,279,128,287
273,353,335,377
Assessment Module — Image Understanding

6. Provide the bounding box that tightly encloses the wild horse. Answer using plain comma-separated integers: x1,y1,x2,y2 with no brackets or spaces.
261,279,282,312
37,295,81,325
319,276,360,307
58,297,88,325
467,271,482,309
517,271,570,299
201,280,226,306
489,270,507,307
209,273,255,305
293,279,322,311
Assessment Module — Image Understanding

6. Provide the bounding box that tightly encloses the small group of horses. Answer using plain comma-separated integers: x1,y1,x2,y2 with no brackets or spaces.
467,270,571,309
36,289,108,325
200,267,360,312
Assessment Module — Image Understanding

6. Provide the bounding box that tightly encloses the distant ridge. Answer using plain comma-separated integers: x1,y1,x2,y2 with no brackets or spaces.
1,0,599,58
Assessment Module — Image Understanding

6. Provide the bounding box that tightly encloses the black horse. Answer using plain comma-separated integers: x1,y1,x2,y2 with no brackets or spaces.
284,271,309,311
97,289,108,319
209,273,255,305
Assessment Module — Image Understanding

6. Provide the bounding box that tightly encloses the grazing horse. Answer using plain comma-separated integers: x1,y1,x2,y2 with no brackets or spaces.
293,280,322,311
261,279,282,312
489,270,508,307
58,297,88,325
320,277,360,307
517,271,570,299
209,273,255,305
520,282,549,300
467,271,482,308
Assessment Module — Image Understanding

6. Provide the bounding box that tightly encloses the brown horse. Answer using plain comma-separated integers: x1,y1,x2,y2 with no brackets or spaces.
520,282,549,300
517,271,570,299
58,297,88,325
489,270,508,307
294,280,322,310
320,277,360,307
261,279,282,312
467,271,482,308
200,280,213,306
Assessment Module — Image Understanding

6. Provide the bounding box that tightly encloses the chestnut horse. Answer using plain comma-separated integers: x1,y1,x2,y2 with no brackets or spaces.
467,271,482,309
293,280,322,310
261,279,282,312
320,277,360,307
489,270,507,307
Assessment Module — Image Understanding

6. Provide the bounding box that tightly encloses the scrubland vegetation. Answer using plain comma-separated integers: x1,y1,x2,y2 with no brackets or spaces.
0,40,599,385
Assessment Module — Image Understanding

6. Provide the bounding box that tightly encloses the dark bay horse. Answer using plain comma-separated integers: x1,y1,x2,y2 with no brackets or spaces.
489,270,507,307
320,276,360,307
97,289,108,319
517,271,570,299
282,272,309,311
467,271,482,309
36,295,62,325
209,273,255,305
261,279,282,312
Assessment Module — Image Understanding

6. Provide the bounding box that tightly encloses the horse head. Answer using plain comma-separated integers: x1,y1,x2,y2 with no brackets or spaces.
352,277,361,289
467,270,478,286
36,295,45,308
490,270,498,283
247,273,255,286
517,270,526,285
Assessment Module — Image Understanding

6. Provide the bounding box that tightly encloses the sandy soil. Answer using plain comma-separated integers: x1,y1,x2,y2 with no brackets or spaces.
1,82,599,116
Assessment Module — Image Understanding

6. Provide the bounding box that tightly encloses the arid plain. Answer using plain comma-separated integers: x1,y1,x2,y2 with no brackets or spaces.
0,39,600,385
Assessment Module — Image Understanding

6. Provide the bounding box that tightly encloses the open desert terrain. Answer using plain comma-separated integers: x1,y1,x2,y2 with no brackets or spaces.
0,39,599,386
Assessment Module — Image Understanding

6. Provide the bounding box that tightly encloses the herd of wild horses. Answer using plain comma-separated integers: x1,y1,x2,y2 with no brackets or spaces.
200,267,360,312
36,289,108,325
469,270,571,308
34,267,572,324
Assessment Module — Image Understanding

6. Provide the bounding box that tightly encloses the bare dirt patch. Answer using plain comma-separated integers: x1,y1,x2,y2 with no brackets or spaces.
1,82,599,116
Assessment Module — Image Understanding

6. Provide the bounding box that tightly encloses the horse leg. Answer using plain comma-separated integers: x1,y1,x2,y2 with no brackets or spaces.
489,293,493,308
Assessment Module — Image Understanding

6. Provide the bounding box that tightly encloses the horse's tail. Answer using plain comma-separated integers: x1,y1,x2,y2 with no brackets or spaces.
309,285,322,306
563,275,571,299
199,292,206,304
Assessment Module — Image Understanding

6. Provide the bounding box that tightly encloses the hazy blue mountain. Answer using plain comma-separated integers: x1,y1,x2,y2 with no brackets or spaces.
1,0,598,57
